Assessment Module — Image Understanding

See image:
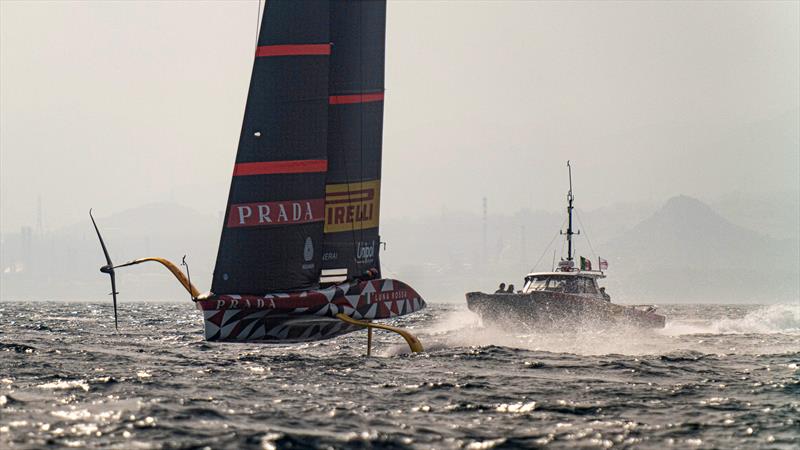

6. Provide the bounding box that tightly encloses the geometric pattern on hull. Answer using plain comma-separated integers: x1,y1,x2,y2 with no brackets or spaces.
197,278,425,343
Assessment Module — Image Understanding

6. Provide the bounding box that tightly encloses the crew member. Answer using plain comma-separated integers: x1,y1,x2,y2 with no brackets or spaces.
495,283,506,294
356,267,379,282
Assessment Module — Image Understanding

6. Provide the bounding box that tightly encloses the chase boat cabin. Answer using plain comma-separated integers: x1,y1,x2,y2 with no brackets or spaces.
521,260,609,299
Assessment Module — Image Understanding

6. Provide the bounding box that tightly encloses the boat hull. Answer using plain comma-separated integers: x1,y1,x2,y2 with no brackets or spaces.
465,291,665,330
196,279,425,343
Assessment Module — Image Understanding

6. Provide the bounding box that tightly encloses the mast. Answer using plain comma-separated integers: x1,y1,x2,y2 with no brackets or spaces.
562,160,579,263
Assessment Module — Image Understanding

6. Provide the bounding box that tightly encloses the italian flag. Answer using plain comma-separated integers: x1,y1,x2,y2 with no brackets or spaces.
580,256,592,271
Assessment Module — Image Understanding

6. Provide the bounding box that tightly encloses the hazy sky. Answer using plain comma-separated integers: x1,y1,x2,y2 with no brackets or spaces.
1,0,798,233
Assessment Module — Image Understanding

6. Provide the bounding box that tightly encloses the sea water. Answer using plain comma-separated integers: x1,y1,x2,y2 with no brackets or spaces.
1,302,798,449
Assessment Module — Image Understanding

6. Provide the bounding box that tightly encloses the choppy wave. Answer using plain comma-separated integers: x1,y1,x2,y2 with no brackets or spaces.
1,302,798,449
661,303,800,336
713,303,800,334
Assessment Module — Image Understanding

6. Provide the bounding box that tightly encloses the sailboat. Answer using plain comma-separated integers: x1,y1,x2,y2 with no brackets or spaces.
90,0,426,353
466,162,665,329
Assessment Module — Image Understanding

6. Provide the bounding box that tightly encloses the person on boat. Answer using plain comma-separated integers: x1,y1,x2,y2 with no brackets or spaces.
599,287,611,302
355,267,380,282
506,284,515,293
495,283,506,294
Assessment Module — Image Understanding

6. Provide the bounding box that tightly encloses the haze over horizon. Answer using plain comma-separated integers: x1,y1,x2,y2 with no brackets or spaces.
2,192,797,304
2,1,798,233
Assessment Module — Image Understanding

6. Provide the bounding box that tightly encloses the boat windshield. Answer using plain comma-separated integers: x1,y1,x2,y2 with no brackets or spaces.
545,277,570,292
524,276,598,294
523,277,548,292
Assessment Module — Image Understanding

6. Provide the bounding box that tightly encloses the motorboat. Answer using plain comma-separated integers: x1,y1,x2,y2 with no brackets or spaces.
466,162,665,330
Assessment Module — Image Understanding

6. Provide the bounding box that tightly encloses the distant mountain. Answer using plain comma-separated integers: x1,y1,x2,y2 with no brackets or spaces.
603,195,799,303
611,195,771,266
57,202,220,239
711,190,800,240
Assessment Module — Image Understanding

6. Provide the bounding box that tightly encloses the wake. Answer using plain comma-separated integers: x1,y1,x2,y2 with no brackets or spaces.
662,303,800,335
419,304,800,357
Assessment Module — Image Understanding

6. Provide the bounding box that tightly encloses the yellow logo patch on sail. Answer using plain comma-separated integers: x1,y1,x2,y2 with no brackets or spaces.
324,179,380,233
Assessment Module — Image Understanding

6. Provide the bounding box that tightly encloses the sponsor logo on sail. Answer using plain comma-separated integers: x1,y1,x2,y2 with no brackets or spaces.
356,240,376,264
324,180,380,233
302,237,315,270
227,199,324,228
303,237,314,262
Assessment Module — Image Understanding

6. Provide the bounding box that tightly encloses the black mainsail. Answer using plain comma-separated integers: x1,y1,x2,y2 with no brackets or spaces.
322,1,386,280
212,1,331,294
213,0,388,294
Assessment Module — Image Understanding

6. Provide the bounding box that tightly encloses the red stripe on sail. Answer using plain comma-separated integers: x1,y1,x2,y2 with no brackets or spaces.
233,160,328,176
329,93,385,105
255,44,331,57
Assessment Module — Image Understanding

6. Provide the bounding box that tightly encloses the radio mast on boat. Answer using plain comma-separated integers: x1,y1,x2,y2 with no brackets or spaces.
562,161,579,263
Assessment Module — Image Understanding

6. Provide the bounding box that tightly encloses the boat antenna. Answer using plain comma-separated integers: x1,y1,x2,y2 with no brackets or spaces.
560,161,579,264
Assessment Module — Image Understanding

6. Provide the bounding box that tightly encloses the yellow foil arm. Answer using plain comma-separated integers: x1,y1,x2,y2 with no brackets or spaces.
114,257,200,299
335,313,424,354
